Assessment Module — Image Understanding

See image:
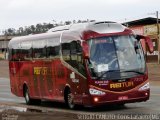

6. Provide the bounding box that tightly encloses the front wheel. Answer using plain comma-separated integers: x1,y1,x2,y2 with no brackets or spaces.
65,89,75,109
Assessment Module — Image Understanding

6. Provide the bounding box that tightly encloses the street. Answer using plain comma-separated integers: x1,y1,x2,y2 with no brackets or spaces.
0,61,160,120
0,78,25,103
0,78,160,120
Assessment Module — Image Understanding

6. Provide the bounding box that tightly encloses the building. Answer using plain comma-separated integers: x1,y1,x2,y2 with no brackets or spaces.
1,18,160,61
0,35,14,59
123,17,160,63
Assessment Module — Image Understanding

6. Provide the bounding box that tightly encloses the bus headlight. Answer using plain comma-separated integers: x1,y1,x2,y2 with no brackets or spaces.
89,88,105,95
138,82,150,91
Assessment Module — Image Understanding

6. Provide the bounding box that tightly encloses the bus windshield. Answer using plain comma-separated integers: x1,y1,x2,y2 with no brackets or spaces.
88,35,145,80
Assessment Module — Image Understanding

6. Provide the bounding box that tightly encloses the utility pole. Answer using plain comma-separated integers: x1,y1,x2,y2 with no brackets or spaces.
156,11,159,34
156,11,160,64
148,11,160,63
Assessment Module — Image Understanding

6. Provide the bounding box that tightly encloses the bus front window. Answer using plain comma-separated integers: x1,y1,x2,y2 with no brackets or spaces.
88,35,145,80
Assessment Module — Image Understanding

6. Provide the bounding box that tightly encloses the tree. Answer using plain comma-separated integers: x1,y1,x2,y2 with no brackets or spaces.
2,19,95,36
65,21,72,25
4,28,16,36
30,25,36,34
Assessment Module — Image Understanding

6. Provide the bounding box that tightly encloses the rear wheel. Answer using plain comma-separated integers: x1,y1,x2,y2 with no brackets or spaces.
117,103,125,107
65,89,75,109
24,86,41,105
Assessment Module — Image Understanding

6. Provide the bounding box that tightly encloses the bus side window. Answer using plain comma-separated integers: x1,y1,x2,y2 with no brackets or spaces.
74,41,86,76
62,43,70,62
11,43,21,61
47,38,60,58
21,41,32,60
62,41,86,77
32,40,46,59
70,41,79,69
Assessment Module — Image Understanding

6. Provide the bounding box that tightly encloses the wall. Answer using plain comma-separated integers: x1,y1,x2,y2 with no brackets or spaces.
130,24,159,62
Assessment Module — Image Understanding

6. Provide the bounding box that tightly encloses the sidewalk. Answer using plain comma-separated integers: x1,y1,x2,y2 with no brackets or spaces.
0,60,9,78
147,63,160,86
147,63,160,81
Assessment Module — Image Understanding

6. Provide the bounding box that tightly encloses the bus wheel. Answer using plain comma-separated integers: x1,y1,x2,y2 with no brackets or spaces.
24,86,32,105
65,89,75,109
118,103,125,107
24,86,41,105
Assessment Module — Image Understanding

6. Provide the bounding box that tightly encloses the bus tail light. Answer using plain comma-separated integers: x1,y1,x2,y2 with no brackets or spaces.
89,88,105,95
138,82,150,91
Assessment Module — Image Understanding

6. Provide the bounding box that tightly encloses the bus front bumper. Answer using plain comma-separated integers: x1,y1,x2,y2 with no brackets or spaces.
82,89,150,107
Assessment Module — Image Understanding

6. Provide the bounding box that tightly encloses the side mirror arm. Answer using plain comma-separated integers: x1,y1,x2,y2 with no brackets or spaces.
136,35,154,53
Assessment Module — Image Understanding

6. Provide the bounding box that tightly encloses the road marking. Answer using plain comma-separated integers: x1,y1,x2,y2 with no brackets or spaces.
0,92,12,95
0,85,9,87
151,93,160,96
0,98,24,102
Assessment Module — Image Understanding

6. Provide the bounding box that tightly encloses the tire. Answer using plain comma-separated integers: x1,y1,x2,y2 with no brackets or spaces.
24,86,32,105
117,103,125,107
65,89,75,109
24,86,41,105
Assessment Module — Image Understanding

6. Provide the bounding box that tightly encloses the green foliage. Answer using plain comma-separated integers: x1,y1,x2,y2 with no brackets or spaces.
4,19,95,36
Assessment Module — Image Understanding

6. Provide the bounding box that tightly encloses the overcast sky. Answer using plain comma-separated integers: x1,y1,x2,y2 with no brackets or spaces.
0,0,160,32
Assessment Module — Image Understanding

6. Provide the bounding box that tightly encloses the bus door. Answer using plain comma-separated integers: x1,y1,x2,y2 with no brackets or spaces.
70,41,87,103
61,40,87,103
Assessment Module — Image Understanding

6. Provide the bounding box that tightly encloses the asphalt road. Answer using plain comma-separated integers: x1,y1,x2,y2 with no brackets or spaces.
0,77,160,120
0,61,160,119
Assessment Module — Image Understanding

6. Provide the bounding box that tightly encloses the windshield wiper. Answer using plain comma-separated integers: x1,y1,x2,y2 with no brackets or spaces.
94,70,144,80
96,70,120,80
121,70,145,75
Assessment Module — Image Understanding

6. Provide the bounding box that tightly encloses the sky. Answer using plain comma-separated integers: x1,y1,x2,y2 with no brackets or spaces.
0,0,160,33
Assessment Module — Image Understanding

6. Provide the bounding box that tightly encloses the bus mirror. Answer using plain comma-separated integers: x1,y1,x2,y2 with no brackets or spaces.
82,41,89,59
136,35,154,53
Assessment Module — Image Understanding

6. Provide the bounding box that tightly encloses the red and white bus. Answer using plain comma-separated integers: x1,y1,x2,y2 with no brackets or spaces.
8,21,153,109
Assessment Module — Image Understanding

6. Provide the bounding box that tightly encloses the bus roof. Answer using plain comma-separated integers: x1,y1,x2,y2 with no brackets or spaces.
48,21,126,34
9,21,127,47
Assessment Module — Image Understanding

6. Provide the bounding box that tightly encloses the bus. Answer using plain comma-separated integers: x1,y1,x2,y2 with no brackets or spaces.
8,21,153,109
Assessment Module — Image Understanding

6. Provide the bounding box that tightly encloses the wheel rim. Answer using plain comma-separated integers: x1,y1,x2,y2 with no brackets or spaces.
25,89,30,103
67,93,74,109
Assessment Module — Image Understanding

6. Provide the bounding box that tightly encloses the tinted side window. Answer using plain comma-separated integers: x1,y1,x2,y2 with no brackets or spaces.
11,43,21,61
70,41,79,68
62,41,86,76
62,43,70,61
47,38,60,58
73,41,85,76
20,41,32,60
33,40,46,59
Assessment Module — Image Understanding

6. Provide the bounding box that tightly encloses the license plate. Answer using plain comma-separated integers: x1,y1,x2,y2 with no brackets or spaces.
118,96,128,100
